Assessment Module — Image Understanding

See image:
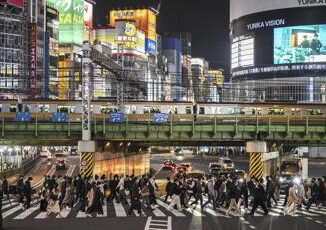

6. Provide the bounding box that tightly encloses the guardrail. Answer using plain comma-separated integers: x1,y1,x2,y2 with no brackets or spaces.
0,156,40,179
1,113,326,123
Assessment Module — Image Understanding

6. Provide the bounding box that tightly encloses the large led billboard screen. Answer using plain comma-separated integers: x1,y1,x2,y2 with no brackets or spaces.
47,0,84,45
230,6,326,78
274,24,326,64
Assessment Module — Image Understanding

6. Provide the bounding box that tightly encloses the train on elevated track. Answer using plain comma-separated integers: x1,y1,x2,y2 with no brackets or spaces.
0,100,325,116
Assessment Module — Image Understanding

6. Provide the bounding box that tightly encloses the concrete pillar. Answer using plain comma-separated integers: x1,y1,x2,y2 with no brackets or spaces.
78,141,96,178
246,141,267,180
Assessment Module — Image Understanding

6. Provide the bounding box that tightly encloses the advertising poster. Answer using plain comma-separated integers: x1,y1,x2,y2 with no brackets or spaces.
47,0,84,45
109,9,157,53
274,24,326,64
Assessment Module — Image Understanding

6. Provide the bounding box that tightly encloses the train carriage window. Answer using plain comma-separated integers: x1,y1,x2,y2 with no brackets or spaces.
144,106,160,114
132,106,136,114
174,107,178,114
186,107,192,114
58,106,69,113
199,107,205,114
9,104,17,112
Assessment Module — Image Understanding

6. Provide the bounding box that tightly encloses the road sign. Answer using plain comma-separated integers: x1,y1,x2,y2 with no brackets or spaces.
15,112,31,122
51,112,68,122
81,160,87,167
153,113,168,123
109,113,125,123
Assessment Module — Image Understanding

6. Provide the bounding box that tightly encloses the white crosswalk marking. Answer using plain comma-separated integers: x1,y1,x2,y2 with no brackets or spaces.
76,209,88,218
2,202,18,210
152,207,166,217
97,205,108,217
35,212,48,219
113,202,127,217
14,206,39,219
3,205,23,219
156,200,186,217
1,197,325,220
56,208,71,218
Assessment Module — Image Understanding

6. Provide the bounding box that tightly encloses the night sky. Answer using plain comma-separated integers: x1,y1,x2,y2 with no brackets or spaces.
94,0,230,72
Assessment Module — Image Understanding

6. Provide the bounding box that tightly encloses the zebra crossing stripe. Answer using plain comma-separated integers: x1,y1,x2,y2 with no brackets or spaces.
2,199,15,206
156,200,186,217
97,205,108,217
3,205,23,219
2,202,18,210
76,210,88,218
14,206,39,219
35,212,48,219
152,207,166,217
203,206,225,217
56,208,71,218
113,202,127,217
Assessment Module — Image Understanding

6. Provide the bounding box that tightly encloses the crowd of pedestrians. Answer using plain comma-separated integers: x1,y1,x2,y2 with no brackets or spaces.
163,174,326,216
34,174,159,217
0,173,324,218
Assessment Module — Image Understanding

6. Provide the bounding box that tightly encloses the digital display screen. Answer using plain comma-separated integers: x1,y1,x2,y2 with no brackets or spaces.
274,24,326,64
231,35,254,69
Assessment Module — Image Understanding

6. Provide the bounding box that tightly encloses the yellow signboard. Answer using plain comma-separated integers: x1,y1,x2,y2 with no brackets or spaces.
109,9,156,42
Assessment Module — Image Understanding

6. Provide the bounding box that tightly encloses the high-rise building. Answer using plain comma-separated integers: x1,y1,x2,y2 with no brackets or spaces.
0,2,29,98
45,5,59,99
191,58,209,102
230,0,326,103
205,70,224,102
164,32,193,101
162,38,183,101
46,0,88,100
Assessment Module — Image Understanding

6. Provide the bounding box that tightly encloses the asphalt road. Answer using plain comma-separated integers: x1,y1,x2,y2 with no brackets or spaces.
4,213,326,230
151,154,326,179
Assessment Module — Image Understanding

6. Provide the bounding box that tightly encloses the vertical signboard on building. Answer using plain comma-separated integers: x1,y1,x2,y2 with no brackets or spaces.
84,1,93,29
47,0,84,45
44,32,50,99
30,23,37,98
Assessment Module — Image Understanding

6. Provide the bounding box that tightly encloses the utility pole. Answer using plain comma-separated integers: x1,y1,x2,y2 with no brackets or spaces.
78,42,96,178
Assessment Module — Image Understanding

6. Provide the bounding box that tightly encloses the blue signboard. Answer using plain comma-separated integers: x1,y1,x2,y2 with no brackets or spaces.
153,113,168,123
109,113,125,123
15,112,31,122
51,112,68,122
146,38,157,54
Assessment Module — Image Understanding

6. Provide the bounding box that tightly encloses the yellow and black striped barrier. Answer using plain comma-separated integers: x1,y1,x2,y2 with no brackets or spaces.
80,152,95,178
249,152,263,180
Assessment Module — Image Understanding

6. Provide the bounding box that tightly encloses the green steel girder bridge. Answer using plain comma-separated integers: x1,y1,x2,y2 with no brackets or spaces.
1,114,326,146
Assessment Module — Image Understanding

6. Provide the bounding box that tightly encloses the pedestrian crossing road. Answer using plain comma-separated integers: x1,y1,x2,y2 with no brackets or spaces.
2,195,325,225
